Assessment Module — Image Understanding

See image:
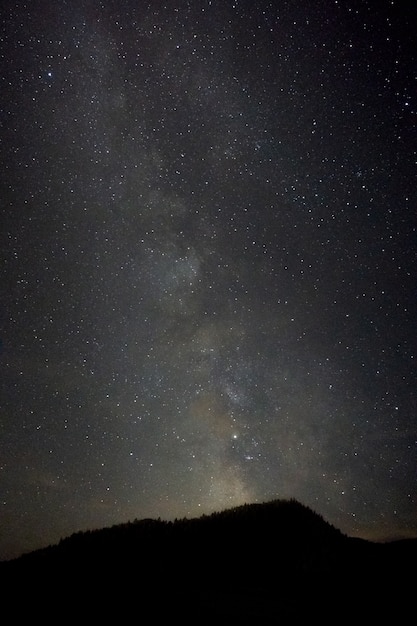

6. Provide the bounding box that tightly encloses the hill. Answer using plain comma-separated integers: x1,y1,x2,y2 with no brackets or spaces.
1,498,414,621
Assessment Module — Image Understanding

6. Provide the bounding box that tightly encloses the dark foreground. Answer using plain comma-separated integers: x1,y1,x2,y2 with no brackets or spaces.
1,500,414,622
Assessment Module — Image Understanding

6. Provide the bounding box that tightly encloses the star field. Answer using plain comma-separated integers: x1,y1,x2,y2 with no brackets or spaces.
1,0,416,560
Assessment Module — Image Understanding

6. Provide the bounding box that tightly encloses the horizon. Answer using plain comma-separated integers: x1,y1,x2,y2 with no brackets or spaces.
3,496,417,563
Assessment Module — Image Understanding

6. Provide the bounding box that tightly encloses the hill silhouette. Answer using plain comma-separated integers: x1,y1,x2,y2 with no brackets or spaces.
1,498,414,621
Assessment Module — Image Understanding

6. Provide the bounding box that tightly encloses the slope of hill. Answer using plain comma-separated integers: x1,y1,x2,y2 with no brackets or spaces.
1,498,414,621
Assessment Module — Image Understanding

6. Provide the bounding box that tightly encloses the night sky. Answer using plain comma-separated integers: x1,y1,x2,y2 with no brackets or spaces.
1,0,416,561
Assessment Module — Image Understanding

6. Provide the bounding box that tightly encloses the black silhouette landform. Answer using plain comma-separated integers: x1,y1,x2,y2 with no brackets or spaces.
1,499,414,621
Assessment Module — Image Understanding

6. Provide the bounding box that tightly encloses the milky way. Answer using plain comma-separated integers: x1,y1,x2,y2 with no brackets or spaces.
1,0,416,560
